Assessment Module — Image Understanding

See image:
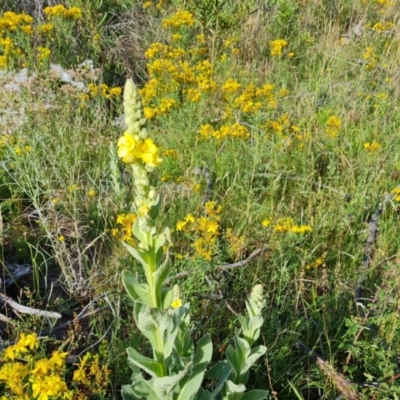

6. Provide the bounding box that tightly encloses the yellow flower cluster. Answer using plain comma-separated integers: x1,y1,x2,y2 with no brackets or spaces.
305,257,324,270
44,5,82,20
225,228,246,259
264,114,307,148
0,11,33,33
326,116,342,137
0,36,21,67
36,22,54,35
0,333,110,399
270,39,288,56
199,122,250,140
234,83,279,112
161,10,195,29
111,213,137,244
37,46,51,64
221,78,242,95
72,353,110,394
140,14,291,148
266,113,291,135
87,83,122,99
0,7,81,69
117,132,161,167
143,0,168,9
262,217,312,234
372,21,394,31
140,41,216,119
0,333,72,399
363,46,379,69
176,201,222,260
364,141,381,151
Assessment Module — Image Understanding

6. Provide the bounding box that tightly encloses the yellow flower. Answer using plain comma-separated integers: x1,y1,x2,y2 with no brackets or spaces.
143,1,152,9
64,6,82,19
291,225,313,233
37,23,54,34
58,235,65,242
4,346,15,360
32,358,51,376
49,350,68,368
44,4,67,17
0,55,7,68
176,213,195,231
262,219,271,227
87,189,97,197
117,132,140,164
68,184,79,192
391,187,400,202
19,332,38,350
364,141,381,151
176,220,186,231
139,138,162,167
171,299,182,308
107,86,122,98
31,374,68,399
111,228,119,236
270,39,288,56
326,116,342,137
205,220,219,234
37,47,51,63
162,10,195,29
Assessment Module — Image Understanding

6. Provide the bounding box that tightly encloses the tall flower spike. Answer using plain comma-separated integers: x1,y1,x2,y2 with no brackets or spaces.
123,78,148,139
118,79,161,169
247,284,266,318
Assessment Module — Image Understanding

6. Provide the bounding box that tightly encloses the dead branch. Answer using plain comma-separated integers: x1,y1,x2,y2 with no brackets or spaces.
0,293,61,319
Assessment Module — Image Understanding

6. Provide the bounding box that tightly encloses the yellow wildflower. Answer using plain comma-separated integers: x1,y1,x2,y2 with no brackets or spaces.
117,132,140,164
392,187,400,202
36,23,54,34
3,346,15,360
171,299,182,308
68,184,79,192
32,358,51,376
19,332,38,350
326,116,341,137
49,350,68,368
364,141,381,151
43,4,67,17
162,10,195,29
291,225,313,233
270,39,288,56
139,138,162,167
64,6,83,19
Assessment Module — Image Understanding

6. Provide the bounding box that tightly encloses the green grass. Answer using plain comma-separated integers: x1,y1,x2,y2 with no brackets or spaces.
1,0,400,398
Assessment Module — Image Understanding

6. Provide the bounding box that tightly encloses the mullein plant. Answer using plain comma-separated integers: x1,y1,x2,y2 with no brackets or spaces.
117,79,268,400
